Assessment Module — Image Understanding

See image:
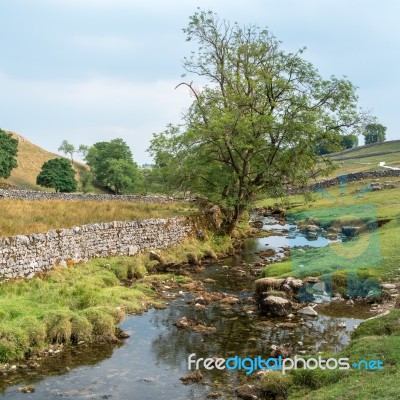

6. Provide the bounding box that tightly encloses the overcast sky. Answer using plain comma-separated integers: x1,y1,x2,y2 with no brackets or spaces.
0,0,399,164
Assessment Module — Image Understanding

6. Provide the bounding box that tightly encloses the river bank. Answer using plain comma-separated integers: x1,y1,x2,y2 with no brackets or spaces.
0,231,235,369
1,210,391,399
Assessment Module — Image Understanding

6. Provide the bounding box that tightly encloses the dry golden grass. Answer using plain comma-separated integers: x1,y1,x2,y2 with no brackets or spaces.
2,132,68,190
0,199,196,237
0,131,104,192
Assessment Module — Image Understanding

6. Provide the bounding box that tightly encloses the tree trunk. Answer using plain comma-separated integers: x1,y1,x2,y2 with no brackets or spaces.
220,204,245,236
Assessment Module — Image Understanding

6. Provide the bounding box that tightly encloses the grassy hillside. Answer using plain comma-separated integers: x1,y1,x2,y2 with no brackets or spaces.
318,140,400,179
0,131,89,191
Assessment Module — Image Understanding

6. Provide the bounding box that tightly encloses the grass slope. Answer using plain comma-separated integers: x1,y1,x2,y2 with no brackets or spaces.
317,140,400,179
0,131,91,191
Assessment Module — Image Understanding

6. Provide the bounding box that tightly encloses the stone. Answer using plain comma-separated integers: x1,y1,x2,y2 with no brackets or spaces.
18,385,35,393
180,371,204,384
251,220,264,229
283,277,304,290
312,281,326,292
381,283,396,290
270,345,292,358
261,296,292,317
128,245,139,256
254,277,284,294
297,306,318,317
304,276,320,284
0,214,193,281
235,384,261,400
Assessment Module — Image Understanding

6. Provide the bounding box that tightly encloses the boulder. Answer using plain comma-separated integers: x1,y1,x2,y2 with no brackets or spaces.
261,296,292,317
251,220,264,229
255,277,284,295
312,281,326,292
149,251,165,266
297,306,318,317
283,277,304,291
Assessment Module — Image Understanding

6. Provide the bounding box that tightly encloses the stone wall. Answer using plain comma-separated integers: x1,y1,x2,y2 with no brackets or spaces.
289,170,400,194
0,188,179,203
0,217,193,281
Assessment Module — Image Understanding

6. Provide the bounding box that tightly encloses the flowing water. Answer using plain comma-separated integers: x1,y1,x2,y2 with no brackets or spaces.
0,216,373,399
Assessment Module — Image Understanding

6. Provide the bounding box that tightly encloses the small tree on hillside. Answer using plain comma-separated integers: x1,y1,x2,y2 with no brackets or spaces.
0,129,18,178
341,134,358,149
363,123,386,144
58,140,76,164
36,158,77,192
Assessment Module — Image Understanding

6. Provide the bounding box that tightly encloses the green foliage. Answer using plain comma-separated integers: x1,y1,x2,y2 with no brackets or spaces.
85,138,141,194
0,129,18,179
316,133,358,154
261,370,291,398
341,134,358,149
79,168,94,193
363,123,386,144
36,158,77,192
149,10,366,233
58,140,76,164
291,366,346,390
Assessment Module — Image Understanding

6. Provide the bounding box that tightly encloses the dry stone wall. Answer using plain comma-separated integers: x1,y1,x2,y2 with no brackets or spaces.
289,170,400,194
308,170,400,191
0,217,193,281
0,188,178,203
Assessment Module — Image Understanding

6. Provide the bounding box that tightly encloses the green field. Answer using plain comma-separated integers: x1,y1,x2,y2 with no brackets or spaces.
256,171,400,398
315,140,400,180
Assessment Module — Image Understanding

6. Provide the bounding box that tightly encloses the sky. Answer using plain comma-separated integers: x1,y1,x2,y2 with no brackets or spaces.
0,0,399,165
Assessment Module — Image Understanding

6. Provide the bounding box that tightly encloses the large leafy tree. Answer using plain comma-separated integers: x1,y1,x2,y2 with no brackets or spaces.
149,10,367,234
36,158,77,192
85,138,141,194
363,123,386,144
0,129,18,179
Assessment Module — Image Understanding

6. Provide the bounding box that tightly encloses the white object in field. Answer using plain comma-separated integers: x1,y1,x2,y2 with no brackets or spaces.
378,161,400,171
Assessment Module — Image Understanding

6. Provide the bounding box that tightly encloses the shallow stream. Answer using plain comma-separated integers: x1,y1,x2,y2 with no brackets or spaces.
0,216,372,399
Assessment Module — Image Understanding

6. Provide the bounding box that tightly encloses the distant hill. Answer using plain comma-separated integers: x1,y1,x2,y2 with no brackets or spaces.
0,131,91,191
319,140,400,179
